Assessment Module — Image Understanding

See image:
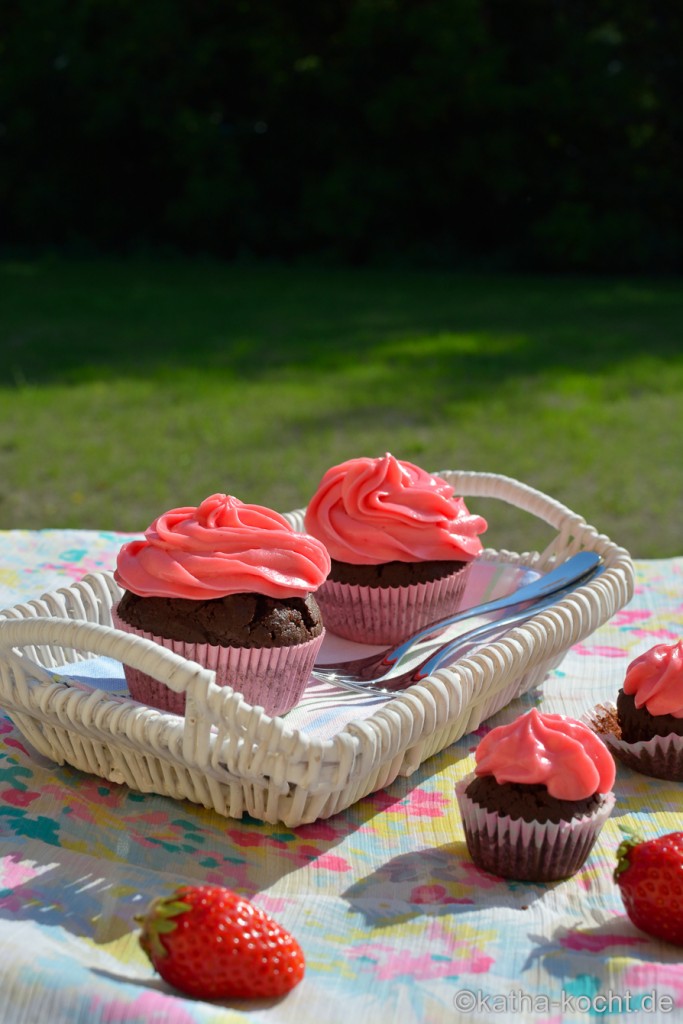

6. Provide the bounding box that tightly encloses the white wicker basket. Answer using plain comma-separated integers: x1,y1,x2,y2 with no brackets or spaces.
0,472,634,827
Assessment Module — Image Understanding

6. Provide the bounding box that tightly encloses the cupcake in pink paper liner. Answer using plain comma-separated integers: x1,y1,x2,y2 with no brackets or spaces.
587,640,683,781
455,709,616,882
303,453,487,644
112,493,330,717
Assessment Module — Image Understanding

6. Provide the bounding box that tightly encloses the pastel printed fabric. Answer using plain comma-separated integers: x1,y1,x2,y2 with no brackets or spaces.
0,530,681,1023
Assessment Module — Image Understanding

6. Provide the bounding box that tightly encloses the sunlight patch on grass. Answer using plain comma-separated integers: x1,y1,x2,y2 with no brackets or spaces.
382,331,530,358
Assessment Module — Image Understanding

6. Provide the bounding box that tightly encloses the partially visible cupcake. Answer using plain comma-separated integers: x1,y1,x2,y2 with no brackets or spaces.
456,709,616,882
112,493,331,717
589,640,683,781
303,453,487,644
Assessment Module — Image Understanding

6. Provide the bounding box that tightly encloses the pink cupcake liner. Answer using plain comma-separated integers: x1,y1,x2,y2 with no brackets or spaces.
586,703,683,781
315,562,473,645
455,775,615,882
111,604,324,717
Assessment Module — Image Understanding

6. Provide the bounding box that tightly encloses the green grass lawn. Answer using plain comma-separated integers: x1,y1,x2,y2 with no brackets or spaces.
1,256,682,559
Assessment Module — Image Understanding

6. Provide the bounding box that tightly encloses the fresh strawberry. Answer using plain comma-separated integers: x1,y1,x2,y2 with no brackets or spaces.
614,830,683,946
135,884,305,1000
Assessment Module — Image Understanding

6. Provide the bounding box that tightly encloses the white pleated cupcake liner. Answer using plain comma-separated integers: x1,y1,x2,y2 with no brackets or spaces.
586,703,683,781
455,775,615,882
111,604,325,717
315,561,472,645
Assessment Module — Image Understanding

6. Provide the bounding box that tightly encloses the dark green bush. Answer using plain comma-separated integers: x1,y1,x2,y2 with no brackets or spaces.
1,1,680,271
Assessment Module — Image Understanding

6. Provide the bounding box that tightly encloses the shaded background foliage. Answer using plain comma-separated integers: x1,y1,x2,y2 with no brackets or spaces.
1,0,681,272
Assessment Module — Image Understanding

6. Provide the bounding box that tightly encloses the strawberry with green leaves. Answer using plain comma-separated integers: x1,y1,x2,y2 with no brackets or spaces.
136,884,305,1000
614,830,683,946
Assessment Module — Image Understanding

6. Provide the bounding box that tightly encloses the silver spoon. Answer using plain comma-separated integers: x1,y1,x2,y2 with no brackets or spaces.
312,551,603,696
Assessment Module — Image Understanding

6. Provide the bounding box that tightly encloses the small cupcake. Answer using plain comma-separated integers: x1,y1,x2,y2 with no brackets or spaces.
303,453,487,644
589,640,683,781
112,493,331,717
456,709,616,882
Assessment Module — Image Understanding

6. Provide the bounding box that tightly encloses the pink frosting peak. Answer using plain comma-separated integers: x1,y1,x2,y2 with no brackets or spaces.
114,493,331,600
303,453,487,565
474,709,615,800
623,640,683,718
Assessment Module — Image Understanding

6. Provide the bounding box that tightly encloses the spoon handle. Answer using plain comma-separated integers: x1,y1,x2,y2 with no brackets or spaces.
386,550,601,665
414,561,605,680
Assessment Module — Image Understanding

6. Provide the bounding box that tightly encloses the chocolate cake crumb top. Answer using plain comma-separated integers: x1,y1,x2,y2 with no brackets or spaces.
465,775,605,825
328,558,466,588
616,689,683,743
116,590,323,648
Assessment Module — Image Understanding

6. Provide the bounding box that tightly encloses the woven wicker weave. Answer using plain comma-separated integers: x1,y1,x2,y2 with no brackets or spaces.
0,472,634,826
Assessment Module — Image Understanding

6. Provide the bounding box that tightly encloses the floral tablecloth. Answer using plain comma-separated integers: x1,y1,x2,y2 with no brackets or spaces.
0,530,681,1024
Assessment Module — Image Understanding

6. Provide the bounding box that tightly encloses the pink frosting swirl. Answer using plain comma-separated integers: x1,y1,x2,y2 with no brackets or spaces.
623,640,683,718
115,493,331,600
474,709,615,799
303,453,487,564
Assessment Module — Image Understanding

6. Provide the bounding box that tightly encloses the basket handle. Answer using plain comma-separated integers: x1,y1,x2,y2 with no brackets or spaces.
0,616,217,696
438,470,585,532
438,470,635,574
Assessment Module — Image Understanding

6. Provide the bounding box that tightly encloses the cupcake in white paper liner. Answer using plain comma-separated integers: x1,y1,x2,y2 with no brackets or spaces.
112,605,325,717
455,709,616,882
111,493,331,718
587,640,683,782
304,453,487,645
456,776,615,882
315,562,472,645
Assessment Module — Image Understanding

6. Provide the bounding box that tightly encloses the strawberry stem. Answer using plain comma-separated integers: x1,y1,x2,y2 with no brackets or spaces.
136,894,192,962
614,824,644,881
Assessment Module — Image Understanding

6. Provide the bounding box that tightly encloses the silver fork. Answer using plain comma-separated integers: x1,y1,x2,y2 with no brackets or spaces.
311,551,603,697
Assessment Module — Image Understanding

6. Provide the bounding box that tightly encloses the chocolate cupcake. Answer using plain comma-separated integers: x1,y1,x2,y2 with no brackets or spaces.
589,640,683,781
304,453,487,644
456,709,616,882
112,493,330,717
